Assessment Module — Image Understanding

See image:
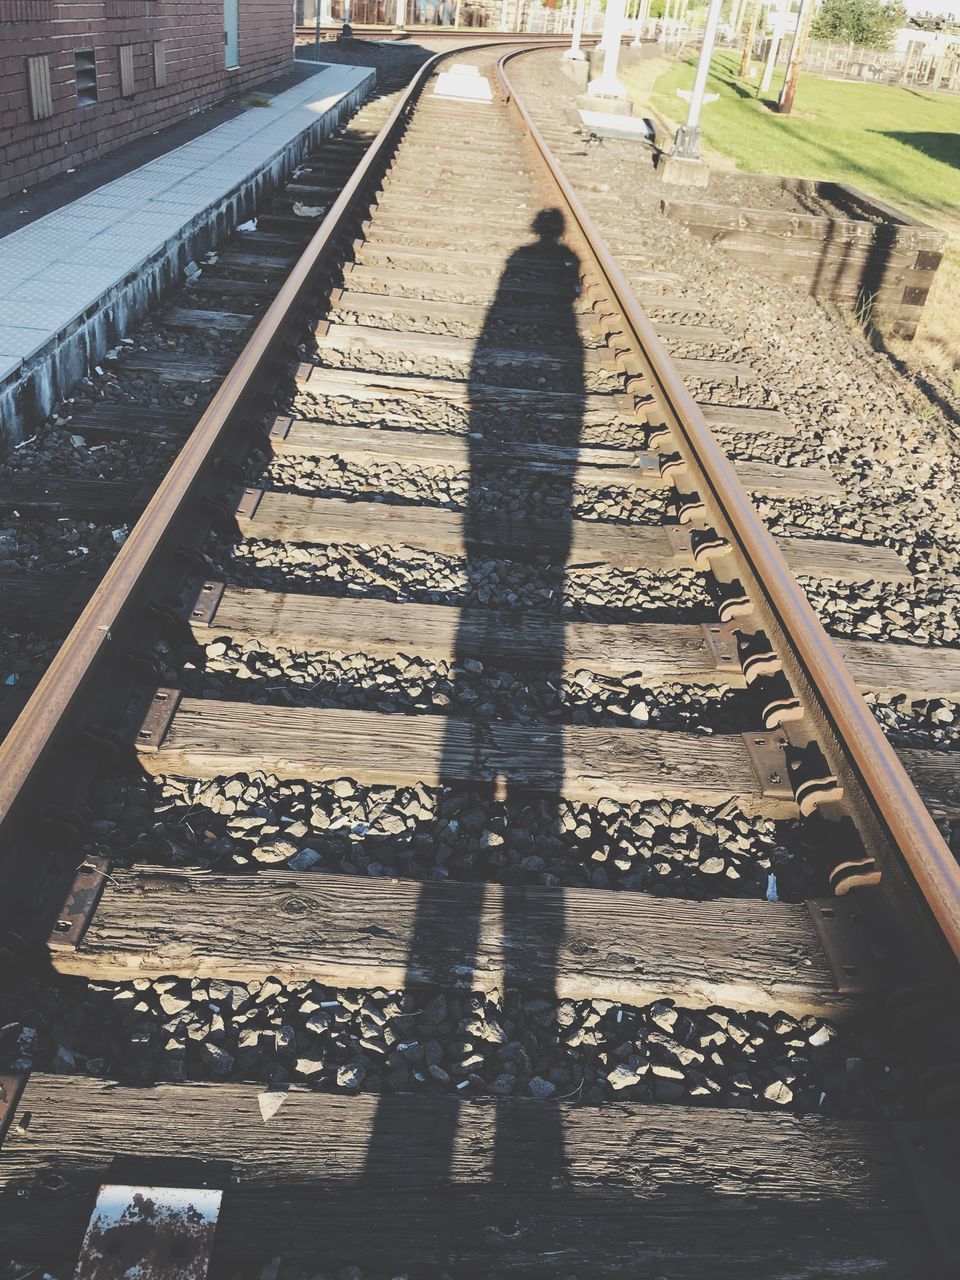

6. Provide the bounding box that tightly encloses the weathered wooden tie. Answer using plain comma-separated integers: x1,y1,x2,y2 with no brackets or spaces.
233,489,910,583
0,1076,938,1276
55,868,873,1019
135,694,796,813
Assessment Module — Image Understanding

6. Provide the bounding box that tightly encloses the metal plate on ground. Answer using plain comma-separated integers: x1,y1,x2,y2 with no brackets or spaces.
73,1184,222,1280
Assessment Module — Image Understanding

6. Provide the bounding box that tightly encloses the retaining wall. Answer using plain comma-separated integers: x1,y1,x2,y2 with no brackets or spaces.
661,178,946,340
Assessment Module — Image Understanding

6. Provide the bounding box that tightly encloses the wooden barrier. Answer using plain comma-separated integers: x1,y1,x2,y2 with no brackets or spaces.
661,177,945,339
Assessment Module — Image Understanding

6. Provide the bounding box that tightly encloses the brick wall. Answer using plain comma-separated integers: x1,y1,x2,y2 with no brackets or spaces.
0,1,294,199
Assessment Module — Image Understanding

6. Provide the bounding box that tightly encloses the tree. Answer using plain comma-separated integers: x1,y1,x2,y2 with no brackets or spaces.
811,0,906,49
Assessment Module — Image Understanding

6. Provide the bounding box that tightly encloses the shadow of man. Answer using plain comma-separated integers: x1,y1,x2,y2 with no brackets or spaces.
361,207,585,1248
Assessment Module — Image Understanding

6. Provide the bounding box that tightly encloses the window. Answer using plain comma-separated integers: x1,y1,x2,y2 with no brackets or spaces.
75,48,98,106
153,40,166,88
26,53,53,120
119,43,135,96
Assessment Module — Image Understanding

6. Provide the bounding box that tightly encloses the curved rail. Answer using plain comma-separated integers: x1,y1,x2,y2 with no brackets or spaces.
3,38,958,970
495,47,960,964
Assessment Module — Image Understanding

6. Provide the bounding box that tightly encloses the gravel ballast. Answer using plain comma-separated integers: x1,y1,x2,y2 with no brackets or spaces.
0,976,912,1118
507,52,960,676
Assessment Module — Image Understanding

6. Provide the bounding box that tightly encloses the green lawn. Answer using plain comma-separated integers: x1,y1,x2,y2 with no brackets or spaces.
642,49,960,228
625,48,960,375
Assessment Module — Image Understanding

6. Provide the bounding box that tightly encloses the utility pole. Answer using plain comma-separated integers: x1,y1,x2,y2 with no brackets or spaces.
739,0,760,75
564,0,587,57
759,0,785,94
673,0,723,157
777,0,813,113
588,0,629,95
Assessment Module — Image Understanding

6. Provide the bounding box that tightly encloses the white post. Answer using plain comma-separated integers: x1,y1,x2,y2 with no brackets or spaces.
588,0,629,95
586,0,598,35
564,0,587,57
759,0,785,93
632,0,645,44
673,0,723,156
393,0,404,28
500,0,509,28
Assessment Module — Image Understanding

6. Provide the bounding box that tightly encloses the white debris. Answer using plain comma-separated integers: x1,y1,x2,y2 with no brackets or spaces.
257,1090,287,1122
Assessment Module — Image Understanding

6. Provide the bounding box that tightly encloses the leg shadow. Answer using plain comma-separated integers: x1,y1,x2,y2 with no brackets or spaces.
361,208,586,1231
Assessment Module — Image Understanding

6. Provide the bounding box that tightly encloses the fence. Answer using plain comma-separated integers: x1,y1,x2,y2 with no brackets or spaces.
800,37,960,91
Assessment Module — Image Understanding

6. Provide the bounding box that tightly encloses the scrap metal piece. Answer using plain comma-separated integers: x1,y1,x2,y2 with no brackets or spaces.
74,1184,222,1280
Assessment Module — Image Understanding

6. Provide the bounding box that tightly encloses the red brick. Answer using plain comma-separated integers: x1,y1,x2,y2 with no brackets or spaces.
0,0,293,197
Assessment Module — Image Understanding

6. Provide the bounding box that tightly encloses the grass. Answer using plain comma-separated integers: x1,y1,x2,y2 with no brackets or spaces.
622,50,960,377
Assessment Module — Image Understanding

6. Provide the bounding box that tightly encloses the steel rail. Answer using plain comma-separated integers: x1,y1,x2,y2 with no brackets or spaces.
0,44,483,834
496,47,960,963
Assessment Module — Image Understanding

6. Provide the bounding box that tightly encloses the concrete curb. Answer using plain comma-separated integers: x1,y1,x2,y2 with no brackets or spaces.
0,63,375,444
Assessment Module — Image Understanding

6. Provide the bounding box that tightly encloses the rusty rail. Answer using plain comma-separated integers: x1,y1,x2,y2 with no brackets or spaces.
495,47,960,963
0,46,472,834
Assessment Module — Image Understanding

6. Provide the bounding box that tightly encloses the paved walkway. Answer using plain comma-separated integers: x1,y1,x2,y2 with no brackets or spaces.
0,61,373,390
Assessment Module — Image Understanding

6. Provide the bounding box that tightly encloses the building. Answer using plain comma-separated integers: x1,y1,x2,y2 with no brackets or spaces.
0,1,295,201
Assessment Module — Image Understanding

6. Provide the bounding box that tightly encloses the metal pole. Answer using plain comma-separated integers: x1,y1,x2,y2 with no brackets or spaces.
759,1,785,94
314,0,321,56
673,0,723,157
777,0,813,113
588,0,629,94
564,0,587,57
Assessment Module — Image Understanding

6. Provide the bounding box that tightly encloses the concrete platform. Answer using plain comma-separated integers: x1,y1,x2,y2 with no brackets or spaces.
0,60,375,443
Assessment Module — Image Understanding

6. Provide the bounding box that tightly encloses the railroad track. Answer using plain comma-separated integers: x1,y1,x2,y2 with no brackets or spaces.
2,41,960,1277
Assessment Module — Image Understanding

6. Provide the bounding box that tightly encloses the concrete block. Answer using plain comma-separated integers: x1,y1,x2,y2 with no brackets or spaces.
656,155,710,188
560,58,589,91
578,110,653,143
576,92,634,116
431,70,493,102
